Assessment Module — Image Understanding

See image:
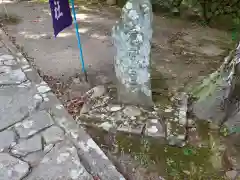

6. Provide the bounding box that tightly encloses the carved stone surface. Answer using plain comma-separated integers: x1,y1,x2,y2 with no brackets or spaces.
112,0,153,107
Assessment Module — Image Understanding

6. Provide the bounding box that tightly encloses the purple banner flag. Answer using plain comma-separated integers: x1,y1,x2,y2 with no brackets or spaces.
49,0,73,37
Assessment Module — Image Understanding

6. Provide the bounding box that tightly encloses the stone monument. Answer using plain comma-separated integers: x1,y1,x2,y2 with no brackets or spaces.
112,0,153,107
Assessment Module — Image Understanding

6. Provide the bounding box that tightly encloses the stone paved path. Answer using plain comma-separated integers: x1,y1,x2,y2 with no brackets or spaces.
0,29,125,180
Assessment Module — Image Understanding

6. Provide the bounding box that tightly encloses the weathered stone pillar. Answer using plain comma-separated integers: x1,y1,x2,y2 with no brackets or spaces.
112,0,153,107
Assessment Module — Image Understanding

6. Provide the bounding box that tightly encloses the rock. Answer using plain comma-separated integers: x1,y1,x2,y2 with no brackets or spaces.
15,111,54,138
106,0,116,5
144,119,165,138
42,126,65,144
117,123,144,135
225,170,238,179
37,81,51,94
88,85,106,99
0,153,29,180
12,135,43,156
108,104,122,112
26,141,92,180
80,102,91,115
167,136,186,147
99,122,114,131
0,130,15,150
123,106,142,117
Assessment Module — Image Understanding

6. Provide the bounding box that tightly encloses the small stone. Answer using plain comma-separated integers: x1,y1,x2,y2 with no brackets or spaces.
37,85,51,94
164,107,173,113
145,119,165,138
187,119,196,127
109,105,122,112
80,103,91,115
225,170,238,179
88,85,106,99
99,122,113,131
123,106,141,117
117,123,144,135
147,126,158,133
130,116,136,120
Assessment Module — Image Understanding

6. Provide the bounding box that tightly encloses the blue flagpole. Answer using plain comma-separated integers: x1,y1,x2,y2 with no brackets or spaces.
69,0,88,81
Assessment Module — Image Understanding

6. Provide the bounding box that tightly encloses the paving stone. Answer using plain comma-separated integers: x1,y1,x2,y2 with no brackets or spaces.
12,135,43,156
0,86,43,131
0,66,27,85
0,153,29,180
42,126,65,144
15,111,54,138
26,140,93,180
43,91,126,180
23,144,54,167
0,130,15,151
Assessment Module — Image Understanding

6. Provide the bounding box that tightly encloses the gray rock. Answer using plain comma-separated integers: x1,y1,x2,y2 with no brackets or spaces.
117,123,144,135
225,170,238,179
123,106,142,117
144,119,165,138
15,111,54,138
108,104,122,112
86,85,106,99
0,130,15,151
0,153,29,180
12,135,43,156
42,126,65,144
36,81,51,94
26,141,93,180
0,86,42,131
80,102,91,115
0,66,27,85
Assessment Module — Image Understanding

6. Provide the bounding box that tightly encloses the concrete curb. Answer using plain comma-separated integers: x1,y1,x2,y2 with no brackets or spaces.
0,28,125,180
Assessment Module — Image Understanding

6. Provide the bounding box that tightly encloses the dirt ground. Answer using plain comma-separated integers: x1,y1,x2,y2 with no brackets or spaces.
1,1,232,92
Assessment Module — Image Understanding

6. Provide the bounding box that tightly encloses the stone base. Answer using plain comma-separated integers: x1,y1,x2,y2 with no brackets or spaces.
116,79,153,108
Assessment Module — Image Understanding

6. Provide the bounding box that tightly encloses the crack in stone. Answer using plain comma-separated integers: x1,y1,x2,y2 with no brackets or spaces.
23,124,53,141
0,113,30,133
